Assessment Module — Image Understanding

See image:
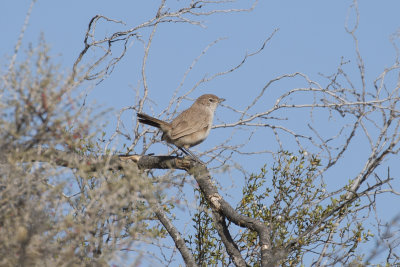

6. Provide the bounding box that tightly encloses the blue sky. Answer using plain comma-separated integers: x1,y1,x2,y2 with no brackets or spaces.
2,0,400,265
2,1,398,116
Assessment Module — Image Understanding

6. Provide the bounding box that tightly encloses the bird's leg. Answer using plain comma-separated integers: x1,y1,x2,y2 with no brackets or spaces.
167,145,184,157
177,146,189,156
178,147,204,165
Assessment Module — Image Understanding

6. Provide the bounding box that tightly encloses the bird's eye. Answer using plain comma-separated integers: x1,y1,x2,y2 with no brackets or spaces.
209,98,214,102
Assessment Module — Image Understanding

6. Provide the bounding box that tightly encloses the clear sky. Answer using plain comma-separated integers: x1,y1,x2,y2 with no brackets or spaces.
1,0,400,265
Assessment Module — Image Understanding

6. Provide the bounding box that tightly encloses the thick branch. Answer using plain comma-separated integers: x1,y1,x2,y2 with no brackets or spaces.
130,155,276,266
17,149,280,266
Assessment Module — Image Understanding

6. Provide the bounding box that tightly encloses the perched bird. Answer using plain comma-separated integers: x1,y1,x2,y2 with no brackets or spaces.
137,94,225,162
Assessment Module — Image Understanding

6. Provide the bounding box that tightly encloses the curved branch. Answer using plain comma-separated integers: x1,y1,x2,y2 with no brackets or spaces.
129,155,277,266
19,149,279,266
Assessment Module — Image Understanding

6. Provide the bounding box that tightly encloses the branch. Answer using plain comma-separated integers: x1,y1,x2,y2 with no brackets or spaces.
126,155,278,266
18,149,279,266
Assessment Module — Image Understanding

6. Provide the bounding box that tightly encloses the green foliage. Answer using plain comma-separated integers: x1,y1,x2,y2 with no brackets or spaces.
237,151,371,266
187,151,371,266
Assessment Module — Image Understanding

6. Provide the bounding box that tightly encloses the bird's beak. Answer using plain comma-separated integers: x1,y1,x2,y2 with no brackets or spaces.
218,98,225,103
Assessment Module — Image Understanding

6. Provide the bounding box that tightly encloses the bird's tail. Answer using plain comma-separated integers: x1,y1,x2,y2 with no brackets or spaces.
137,113,165,129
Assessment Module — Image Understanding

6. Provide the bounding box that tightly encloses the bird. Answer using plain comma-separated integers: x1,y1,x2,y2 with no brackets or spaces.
137,94,225,163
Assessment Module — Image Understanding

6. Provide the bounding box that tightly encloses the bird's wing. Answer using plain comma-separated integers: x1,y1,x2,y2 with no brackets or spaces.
170,108,209,140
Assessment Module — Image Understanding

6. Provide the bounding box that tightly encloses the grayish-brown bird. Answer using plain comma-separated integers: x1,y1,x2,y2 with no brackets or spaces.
137,94,225,162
